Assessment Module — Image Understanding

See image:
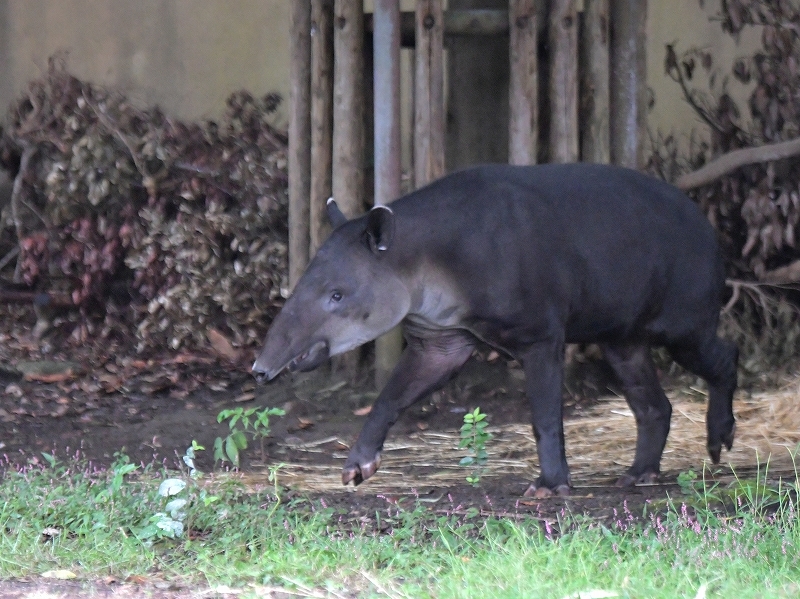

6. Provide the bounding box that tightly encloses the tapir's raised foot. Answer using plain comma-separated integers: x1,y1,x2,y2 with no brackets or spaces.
707,421,736,464
615,470,659,488
523,479,571,499
342,451,381,486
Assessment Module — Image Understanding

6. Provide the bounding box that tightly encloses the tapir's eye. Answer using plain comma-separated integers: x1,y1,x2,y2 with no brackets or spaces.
330,290,343,302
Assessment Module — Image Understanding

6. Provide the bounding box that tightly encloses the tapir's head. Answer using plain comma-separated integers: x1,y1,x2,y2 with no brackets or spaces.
252,199,411,381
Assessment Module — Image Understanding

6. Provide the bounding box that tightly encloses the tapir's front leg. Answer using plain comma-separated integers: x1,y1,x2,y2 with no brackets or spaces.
521,338,571,498
342,330,475,485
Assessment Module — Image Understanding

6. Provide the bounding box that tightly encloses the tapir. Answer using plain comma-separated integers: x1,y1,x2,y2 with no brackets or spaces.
253,163,738,497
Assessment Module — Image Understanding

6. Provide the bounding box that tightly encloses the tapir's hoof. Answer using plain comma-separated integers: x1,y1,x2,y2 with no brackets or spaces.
342,452,381,486
707,422,736,464
523,482,570,498
615,471,659,488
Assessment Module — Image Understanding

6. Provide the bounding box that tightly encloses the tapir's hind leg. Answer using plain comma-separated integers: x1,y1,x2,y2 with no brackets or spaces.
602,343,672,487
668,334,738,463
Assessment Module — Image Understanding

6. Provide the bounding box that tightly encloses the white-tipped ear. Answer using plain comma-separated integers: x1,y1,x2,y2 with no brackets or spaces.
365,205,395,254
326,197,348,228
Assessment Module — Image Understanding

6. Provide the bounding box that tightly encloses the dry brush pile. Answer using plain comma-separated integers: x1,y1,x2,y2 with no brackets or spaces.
647,0,800,376
0,57,288,358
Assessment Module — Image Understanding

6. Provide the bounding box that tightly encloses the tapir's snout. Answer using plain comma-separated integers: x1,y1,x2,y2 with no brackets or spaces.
252,335,330,382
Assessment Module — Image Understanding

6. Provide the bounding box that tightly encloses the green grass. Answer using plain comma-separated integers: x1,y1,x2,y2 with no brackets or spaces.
0,451,797,598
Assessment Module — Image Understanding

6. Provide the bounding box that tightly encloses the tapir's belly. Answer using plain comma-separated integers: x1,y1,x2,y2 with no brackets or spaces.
405,268,688,354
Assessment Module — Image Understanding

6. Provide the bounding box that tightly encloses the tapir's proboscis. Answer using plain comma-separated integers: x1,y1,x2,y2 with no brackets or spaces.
253,164,738,498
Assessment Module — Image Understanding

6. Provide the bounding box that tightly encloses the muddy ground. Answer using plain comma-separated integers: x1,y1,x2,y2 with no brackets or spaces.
0,316,704,522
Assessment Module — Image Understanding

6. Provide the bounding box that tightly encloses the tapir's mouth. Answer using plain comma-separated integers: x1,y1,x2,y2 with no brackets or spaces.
287,340,329,373
253,340,330,382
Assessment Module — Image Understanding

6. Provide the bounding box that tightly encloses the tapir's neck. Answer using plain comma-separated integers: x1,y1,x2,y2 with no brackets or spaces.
400,257,469,330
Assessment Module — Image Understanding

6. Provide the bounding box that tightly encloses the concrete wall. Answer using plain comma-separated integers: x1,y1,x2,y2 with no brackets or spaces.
0,1,761,146
0,0,291,124
647,0,760,142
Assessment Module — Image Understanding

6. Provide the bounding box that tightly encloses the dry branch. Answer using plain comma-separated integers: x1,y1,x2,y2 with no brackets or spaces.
676,136,800,190
759,259,800,285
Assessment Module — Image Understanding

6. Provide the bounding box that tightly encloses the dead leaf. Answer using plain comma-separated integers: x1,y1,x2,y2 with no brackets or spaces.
49,404,69,417
234,392,256,403
353,405,372,416
41,569,77,580
18,360,81,382
297,417,314,430
23,371,75,383
4,383,23,397
208,328,242,363
41,527,61,538
96,373,123,392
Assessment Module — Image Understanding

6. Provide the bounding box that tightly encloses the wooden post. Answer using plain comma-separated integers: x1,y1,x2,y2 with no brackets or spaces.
373,0,403,389
310,0,335,257
580,0,610,163
508,0,538,165
288,1,312,290
332,0,365,220
610,0,647,168
414,0,444,184
549,0,579,163
332,0,365,377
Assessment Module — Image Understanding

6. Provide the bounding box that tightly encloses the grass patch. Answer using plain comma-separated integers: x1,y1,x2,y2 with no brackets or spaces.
0,451,797,597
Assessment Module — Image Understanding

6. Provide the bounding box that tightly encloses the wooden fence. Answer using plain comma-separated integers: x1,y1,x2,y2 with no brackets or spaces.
288,0,648,387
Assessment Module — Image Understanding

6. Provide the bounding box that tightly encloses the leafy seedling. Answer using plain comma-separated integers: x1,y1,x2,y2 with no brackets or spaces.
214,406,285,467
459,407,492,486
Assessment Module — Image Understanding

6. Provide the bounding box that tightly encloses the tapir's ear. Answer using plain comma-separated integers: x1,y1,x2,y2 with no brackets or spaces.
365,205,395,254
326,197,348,229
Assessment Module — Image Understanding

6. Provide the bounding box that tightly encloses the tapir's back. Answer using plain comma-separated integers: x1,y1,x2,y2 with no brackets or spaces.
389,163,724,346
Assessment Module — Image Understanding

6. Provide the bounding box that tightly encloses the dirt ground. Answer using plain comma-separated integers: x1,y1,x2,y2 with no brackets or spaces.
0,319,752,519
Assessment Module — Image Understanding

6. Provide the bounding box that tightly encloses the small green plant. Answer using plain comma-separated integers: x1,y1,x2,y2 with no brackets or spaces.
136,441,220,543
459,407,492,486
214,406,285,467
677,469,699,495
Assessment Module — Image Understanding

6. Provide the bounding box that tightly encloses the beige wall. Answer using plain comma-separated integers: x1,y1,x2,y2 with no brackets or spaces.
0,1,762,144
647,0,760,144
0,0,291,124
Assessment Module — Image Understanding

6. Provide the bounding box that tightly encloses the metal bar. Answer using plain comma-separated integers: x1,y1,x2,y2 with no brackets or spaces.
373,0,403,389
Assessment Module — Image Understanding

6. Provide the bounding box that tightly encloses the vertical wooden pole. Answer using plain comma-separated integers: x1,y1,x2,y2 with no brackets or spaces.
289,1,312,290
610,0,647,168
580,0,610,163
332,0,365,378
373,0,403,389
333,0,365,220
414,0,444,184
549,0,579,163
508,0,538,165
310,0,335,257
